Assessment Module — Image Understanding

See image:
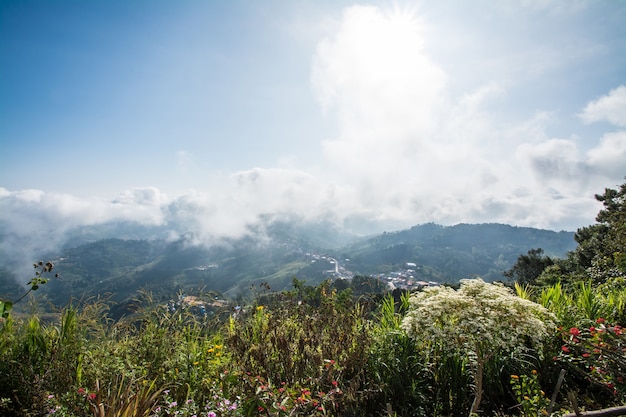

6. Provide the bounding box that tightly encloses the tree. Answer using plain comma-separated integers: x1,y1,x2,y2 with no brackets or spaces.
402,279,555,416
504,248,554,285
570,180,626,281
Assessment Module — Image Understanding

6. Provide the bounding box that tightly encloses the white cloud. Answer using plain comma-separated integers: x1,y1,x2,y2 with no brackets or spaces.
516,138,582,180
308,5,623,232
586,131,626,176
580,85,626,127
2,3,625,276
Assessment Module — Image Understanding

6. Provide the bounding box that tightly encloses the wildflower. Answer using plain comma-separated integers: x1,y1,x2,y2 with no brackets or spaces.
511,375,519,379
48,394,54,399
256,305,264,311
208,412,217,417
561,345,570,352
87,393,96,401
570,327,580,337
531,369,537,375
77,387,86,395
331,380,338,387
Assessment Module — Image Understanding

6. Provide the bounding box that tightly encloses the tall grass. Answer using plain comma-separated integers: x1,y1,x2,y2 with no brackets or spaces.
1,279,624,416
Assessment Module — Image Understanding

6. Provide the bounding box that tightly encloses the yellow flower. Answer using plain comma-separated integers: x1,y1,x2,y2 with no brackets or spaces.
214,344,222,350
193,361,199,365
256,305,264,311
207,348,214,353
531,369,538,375
524,396,530,401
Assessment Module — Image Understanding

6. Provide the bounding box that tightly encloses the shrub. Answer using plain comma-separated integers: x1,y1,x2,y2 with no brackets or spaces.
402,279,555,416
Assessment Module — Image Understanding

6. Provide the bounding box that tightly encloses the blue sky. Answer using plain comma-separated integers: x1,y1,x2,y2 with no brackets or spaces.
1,0,626,263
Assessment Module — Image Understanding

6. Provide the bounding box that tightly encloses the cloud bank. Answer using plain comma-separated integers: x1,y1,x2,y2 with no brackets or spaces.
2,5,625,277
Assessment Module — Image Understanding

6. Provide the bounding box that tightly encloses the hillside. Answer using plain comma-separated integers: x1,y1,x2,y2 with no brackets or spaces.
0,222,576,312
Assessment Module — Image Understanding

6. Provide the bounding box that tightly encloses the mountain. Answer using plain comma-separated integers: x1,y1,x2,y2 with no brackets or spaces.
339,223,576,282
0,222,577,315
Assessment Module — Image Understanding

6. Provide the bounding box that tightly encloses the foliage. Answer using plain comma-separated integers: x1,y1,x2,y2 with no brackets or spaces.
86,376,165,417
1,261,57,327
365,293,430,416
556,320,626,401
509,370,550,417
225,280,371,415
402,279,555,415
504,248,554,285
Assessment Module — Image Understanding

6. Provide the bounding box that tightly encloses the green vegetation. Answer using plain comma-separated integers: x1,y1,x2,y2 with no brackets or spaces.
0,221,576,317
0,181,624,416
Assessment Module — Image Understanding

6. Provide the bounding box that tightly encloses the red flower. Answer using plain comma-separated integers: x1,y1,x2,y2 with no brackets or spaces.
87,393,96,401
596,318,606,324
570,327,580,337
331,380,338,387
561,345,570,353
77,387,86,395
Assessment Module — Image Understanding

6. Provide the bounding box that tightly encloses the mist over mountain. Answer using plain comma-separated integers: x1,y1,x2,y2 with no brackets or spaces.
0,219,576,315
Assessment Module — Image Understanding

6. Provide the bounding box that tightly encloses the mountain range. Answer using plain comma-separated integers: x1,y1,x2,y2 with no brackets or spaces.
0,221,577,315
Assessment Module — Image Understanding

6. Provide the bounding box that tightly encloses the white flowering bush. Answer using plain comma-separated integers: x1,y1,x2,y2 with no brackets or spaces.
401,279,555,415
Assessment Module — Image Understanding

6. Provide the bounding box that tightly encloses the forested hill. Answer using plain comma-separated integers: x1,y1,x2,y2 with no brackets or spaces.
0,222,576,311
340,223,576,282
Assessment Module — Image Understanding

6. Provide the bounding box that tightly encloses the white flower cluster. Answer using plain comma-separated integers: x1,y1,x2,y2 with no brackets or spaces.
401,278,555,359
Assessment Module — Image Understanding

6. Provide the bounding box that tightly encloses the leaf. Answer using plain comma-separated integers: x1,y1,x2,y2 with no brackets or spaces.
0,300,12,318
